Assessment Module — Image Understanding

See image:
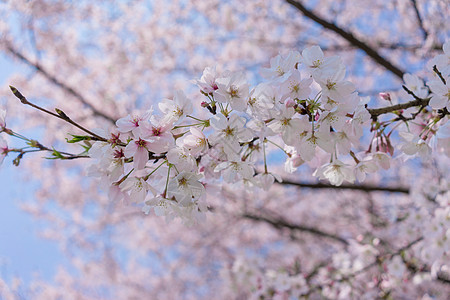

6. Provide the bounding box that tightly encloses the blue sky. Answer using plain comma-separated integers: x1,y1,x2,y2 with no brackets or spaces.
0,54,63,285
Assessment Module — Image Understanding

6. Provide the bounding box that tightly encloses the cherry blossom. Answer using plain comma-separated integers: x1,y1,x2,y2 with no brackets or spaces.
0,3,449,297
428,79,450,111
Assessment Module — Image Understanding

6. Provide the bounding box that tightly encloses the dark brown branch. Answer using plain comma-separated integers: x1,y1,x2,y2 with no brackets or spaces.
5,44,116,123
279,179,410,194
285,0,406,79
9,86,109,143
433,65,447,85
410,0,428,40
367,97,430,119
243,213,349,245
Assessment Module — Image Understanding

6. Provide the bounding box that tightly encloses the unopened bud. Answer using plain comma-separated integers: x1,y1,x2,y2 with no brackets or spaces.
379,92,391,101
315,111,320,121
201,101,209,108
9,86,28,104
285,99,295,108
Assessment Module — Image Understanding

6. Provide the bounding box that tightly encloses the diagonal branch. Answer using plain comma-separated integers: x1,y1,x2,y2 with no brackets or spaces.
5,44,116,123
279,179,410,194
285,0,406,79
410,0,428,40
367,96,430,119
243,213,349,245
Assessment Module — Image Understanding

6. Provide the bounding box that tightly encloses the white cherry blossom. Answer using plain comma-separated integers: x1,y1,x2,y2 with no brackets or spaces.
215,71,249,111
167,171,205,205
159,90,193,124
196,66,219,94
183,127,208,156
428,79,450,111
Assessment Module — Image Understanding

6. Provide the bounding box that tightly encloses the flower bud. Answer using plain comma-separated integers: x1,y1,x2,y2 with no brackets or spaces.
379,92,391,101
285,99,295,108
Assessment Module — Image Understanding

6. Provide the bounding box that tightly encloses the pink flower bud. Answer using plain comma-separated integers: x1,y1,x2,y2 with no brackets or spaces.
291,155,304,168
285,99,295,108
315,111,320,121
379,92,391,101
201,101,209,108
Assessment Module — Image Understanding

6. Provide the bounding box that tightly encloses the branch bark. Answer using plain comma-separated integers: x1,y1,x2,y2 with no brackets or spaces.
285,0,406,79
367,97,430,119
243,213,349,245
6,44,116,123
279,179,410,194
410,0,428,40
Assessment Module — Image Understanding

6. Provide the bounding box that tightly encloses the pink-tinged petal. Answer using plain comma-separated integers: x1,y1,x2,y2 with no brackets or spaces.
190,127,205,139
210,114,227,130
124,141,138,158
134,147,148,170
0,109,6,128
429,95,447,109
116,115,138,133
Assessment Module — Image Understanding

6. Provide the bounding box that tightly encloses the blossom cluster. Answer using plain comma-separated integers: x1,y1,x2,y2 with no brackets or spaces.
1,43,449,225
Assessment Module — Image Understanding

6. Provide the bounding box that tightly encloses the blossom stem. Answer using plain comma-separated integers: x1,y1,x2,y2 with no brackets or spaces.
186,115,205,122
144,160,167,181
172,123,204,129
163,164,172,198
266,139,289,156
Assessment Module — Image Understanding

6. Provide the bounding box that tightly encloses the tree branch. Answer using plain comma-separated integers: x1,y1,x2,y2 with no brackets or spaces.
243,213,349,245
279,179,410,194
9,86,109,143
5,44,116,123
285,0,406,79
410,0,428,40
367,97,430,119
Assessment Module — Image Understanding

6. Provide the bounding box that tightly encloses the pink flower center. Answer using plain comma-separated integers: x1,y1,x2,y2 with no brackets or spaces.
136,138,147,148
152,127,161,136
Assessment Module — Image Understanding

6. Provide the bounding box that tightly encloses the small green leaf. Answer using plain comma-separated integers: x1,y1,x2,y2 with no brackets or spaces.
66,134,92,143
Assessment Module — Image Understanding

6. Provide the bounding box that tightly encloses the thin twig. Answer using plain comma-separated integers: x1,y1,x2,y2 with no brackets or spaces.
9,86,108,142
410,0,428,40
243,213,349,245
